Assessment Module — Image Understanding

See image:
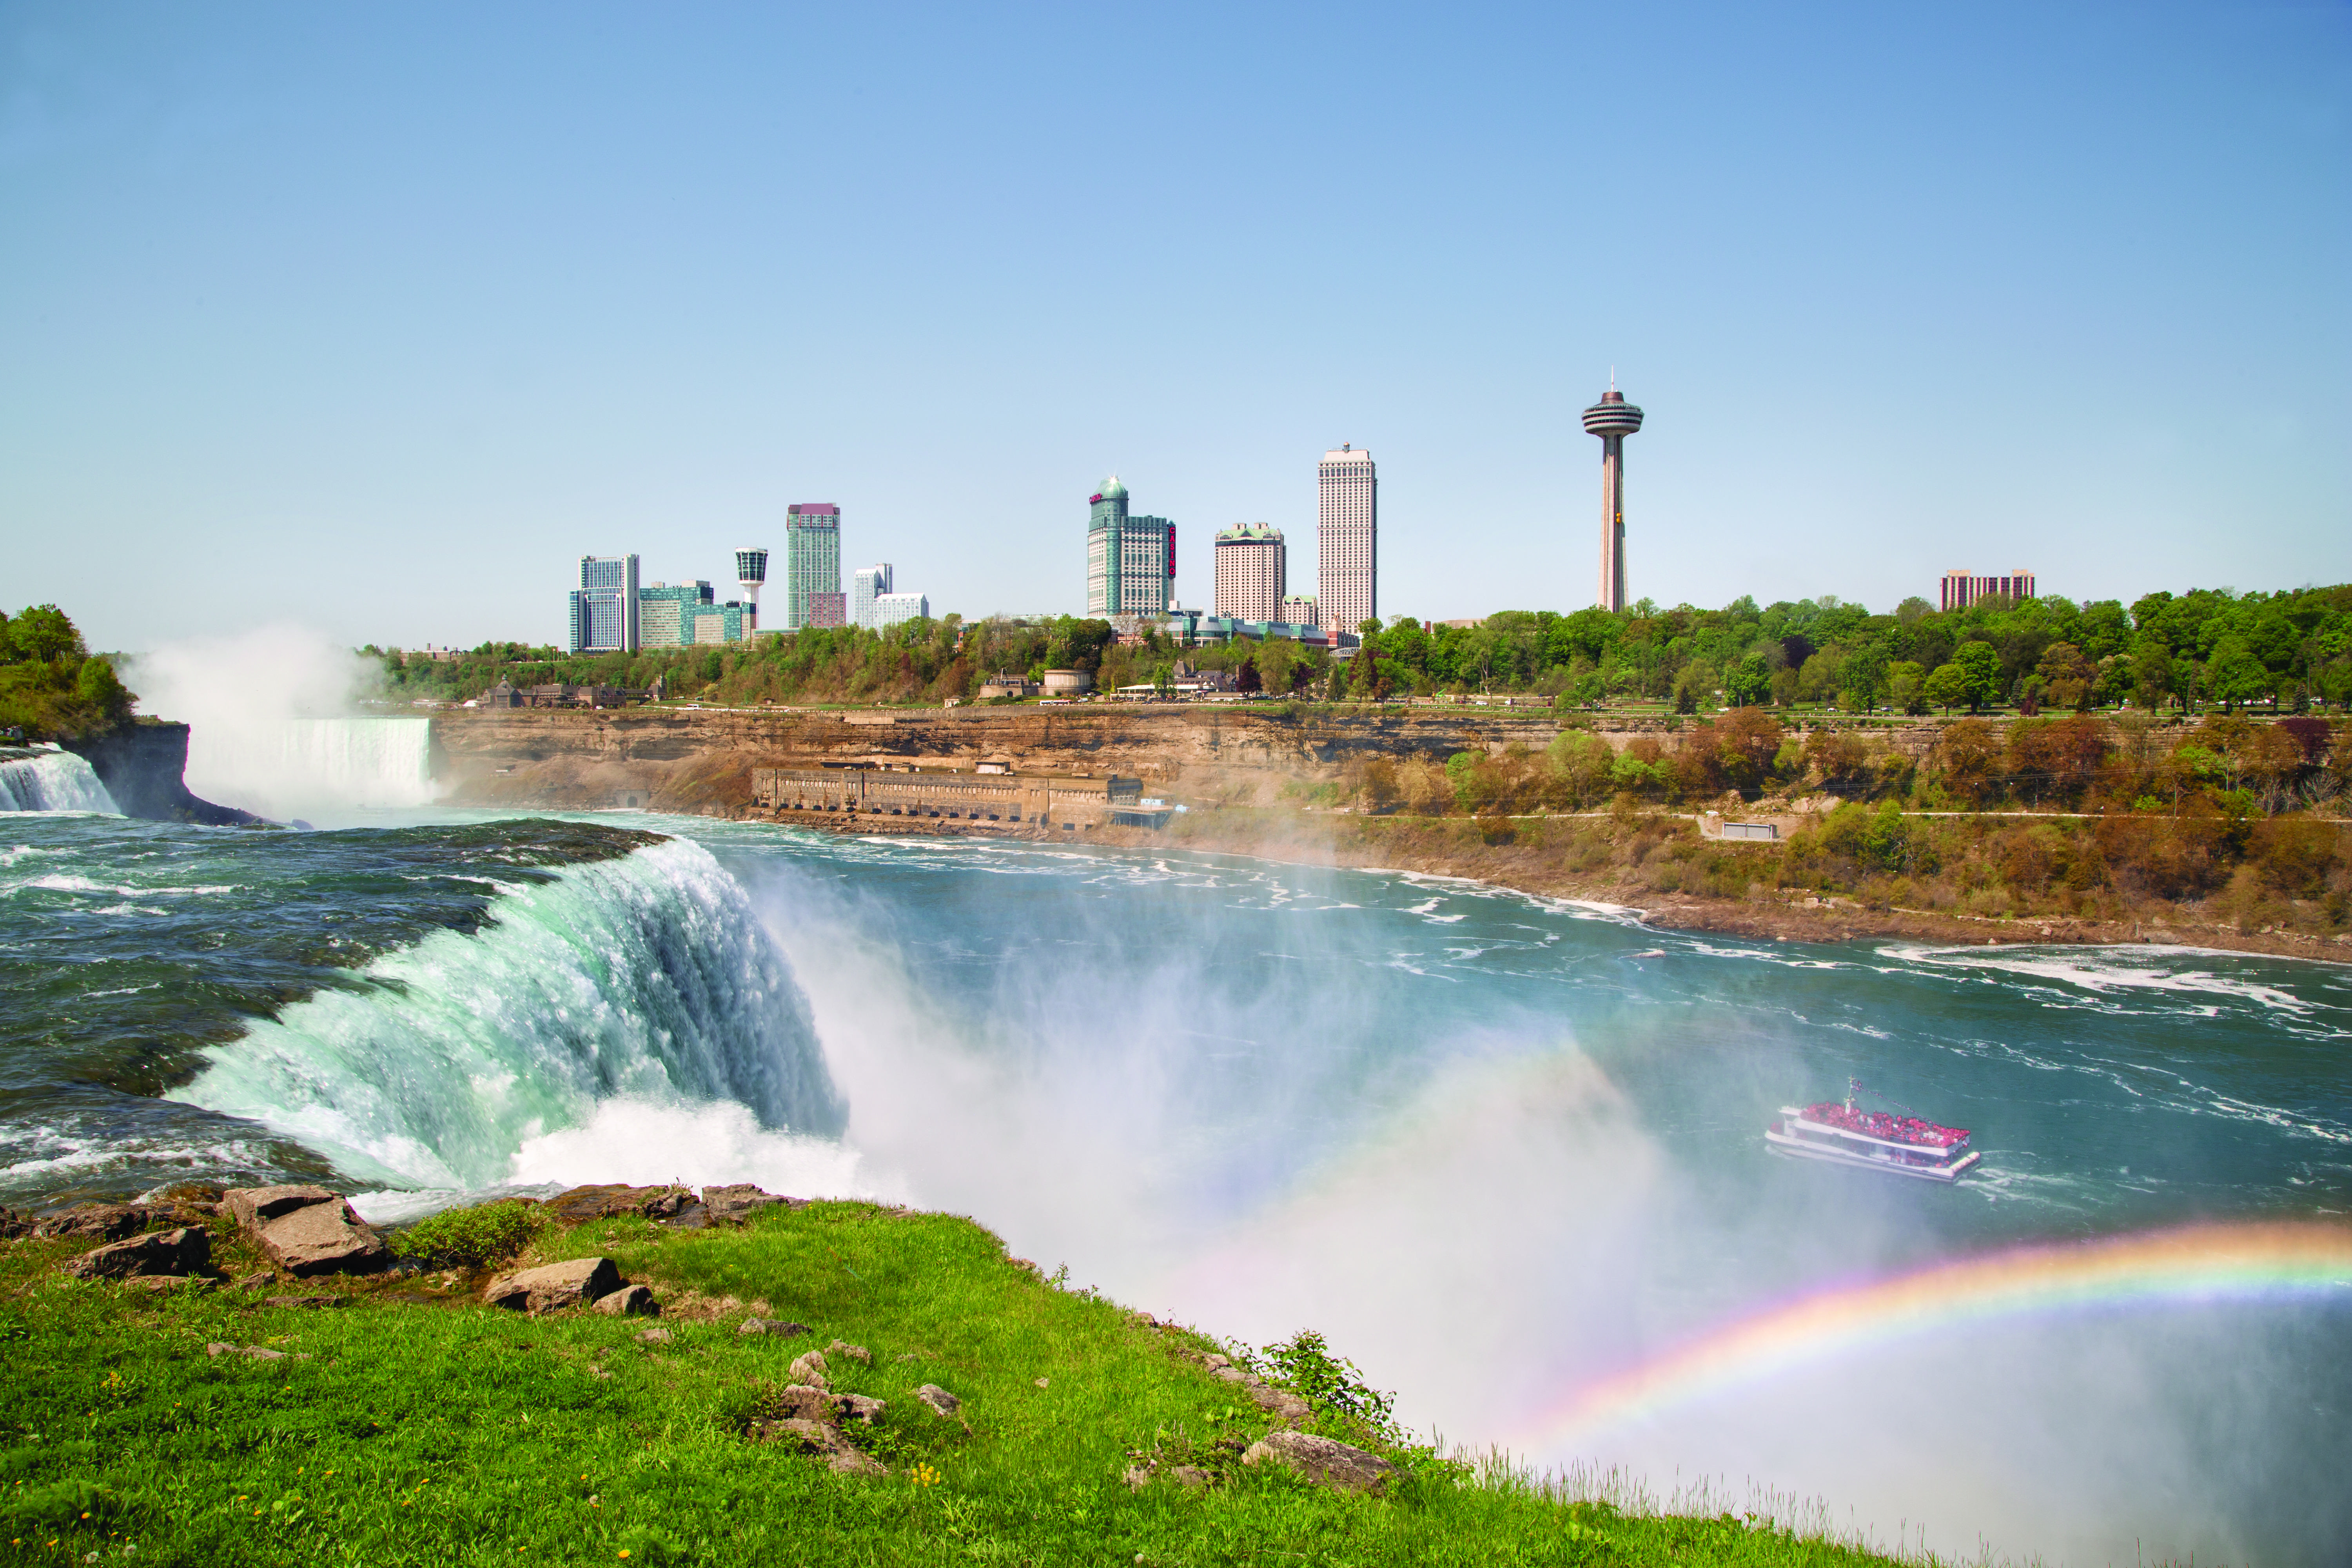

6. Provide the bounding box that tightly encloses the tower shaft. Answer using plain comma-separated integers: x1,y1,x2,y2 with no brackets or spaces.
1599,435,1626,614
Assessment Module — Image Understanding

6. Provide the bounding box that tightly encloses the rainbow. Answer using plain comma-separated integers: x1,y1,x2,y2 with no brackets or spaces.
1530,1221,2352,1441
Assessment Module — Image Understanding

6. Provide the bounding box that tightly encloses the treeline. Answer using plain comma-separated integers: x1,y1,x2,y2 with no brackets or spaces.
368,616,1334,707
0,606,135,741
1336,709,2349,927
1339,583,2352,711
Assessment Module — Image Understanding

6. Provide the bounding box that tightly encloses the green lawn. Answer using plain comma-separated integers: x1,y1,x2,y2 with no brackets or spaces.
1,1201,1911,1567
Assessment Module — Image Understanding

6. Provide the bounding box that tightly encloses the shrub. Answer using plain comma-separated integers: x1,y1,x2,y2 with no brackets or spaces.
2252,817,2341,897
389,1198,546,1267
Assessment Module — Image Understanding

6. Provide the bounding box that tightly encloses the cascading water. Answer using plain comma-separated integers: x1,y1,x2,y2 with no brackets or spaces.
185,715,437,820
168,835,846,1191
0,750,121,813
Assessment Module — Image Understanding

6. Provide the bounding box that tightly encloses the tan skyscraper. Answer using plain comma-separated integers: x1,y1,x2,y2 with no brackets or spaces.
1214,524,1286,621
1316,445,1376,637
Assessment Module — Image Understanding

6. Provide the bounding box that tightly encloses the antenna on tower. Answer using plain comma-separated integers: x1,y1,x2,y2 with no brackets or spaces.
1610,365,1617,392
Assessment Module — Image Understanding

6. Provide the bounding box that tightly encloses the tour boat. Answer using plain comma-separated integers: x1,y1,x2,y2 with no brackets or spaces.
1765,1079,1980,1183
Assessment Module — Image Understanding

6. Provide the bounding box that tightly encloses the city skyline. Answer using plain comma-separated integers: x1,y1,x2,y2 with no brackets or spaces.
5,7,2344,652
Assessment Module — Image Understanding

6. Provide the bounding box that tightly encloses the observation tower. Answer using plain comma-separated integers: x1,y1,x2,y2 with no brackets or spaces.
734,546,769,615
1582,380,1644,613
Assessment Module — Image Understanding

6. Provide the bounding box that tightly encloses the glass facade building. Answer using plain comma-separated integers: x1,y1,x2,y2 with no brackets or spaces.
1086,476,1174,619
638,581,715,648
569,554,640,654
783,506,842,630
853,564,893,630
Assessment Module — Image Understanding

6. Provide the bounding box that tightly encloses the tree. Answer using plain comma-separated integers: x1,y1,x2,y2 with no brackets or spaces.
1887,661,1928,715
1725,651,1772,708
2206,636,2268,711
2036,642,2096,711
1,604,84,664
1839,643,1891,712
1922,662,1972,715
1952,641,2003,712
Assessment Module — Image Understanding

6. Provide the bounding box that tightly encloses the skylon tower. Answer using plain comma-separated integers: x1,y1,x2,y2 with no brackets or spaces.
1582,380,1644,613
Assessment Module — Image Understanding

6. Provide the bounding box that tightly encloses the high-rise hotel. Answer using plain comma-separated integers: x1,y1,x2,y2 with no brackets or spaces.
1213,524,1286,622
1317,445,1376,637
781,505,845,629
1086,475,1175,620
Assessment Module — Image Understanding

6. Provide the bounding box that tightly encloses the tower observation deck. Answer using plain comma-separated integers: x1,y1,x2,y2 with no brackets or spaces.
1582,387,1644,613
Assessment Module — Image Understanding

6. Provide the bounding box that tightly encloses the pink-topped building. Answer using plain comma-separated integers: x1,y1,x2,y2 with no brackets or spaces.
1940,570,2036,612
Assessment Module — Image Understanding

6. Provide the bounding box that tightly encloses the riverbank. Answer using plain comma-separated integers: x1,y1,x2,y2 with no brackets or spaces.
426,706,2349,964
1,1189,1907,1567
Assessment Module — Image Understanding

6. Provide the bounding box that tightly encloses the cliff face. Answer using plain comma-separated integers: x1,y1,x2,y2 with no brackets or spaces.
63,722,258,825
432,705,1587,814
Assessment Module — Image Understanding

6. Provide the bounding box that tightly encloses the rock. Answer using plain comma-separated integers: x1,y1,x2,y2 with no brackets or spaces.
1241,1431,1396,1496
126,1274,215,1296
543,1184,694,1226
700,1183,792,1224
837,1393,886,1425
263,1295,343,1310
205,1342,308,1362
222,1185,338,1232
766,1385,838,1423
62,1226,209,1281
765,1417,885,1476
787,1350,829,1390
633,1327,672,1345
231,1271,276,1292
1034,1377,1050,1388
591,1284,659,1317
252,1198,390,1277
826,1339,872,1365
1171,1465,1212,1488
483,1257,622,1314
915,1384,961,1417
738,1318,811,1338
32,1203,149,1241
1244,1383,1313,1423
659,1202,710,1230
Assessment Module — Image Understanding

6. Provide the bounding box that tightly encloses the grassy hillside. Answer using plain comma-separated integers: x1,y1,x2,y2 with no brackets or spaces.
0,1197,1914,1568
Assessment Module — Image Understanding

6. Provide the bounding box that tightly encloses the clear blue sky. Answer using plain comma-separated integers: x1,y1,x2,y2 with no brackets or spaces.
4,2,2347,652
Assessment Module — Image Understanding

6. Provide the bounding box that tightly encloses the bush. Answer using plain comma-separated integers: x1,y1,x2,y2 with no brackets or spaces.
2252,817,2341,897
389,1199,546,1267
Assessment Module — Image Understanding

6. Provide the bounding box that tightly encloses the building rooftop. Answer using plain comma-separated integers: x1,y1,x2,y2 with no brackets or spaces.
1097,475,1128,499
1215,523,1283,541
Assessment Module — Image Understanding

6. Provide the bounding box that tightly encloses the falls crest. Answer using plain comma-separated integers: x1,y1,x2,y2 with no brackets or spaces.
171,835,844,1190
186,716,436,819
0,751,122,813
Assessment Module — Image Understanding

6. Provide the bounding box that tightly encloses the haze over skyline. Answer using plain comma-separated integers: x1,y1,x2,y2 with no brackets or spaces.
3,2,2346,653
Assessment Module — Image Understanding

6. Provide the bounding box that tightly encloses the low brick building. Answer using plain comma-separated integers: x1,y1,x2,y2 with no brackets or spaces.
750,766,1161,831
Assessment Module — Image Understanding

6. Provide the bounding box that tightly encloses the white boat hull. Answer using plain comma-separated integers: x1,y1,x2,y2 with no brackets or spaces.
1766,1128,1981,1183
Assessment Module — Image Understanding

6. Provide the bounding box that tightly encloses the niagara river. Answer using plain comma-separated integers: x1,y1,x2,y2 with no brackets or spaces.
3,804,2347,1563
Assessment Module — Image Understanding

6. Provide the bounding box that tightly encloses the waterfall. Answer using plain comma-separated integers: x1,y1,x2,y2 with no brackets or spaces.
185,716,436,820
0,750,122,813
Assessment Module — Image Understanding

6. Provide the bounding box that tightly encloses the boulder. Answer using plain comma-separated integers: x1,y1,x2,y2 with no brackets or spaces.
1241,1431,1395,1496
826,1339,872,1365
766,1385,839,1424
483,1256,622,1314
836,1393,886,1425
915,1384,961,1417
252,1198,389,1277
633,1327,672,1345
700,1183,792,1224
33,1203,149,1241
62,1226,209,1281
787,1350,829,1390
222,1185,338,1232
1245,1383,1313,1423
592,1284,659,1317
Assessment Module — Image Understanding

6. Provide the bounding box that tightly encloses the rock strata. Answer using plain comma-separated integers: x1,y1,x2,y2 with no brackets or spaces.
64,1226,209,1280
1241,1430,1395,1495
483,1256,622,1313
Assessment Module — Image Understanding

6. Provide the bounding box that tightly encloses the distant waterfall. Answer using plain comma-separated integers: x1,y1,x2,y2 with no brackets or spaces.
185,716,437,820
0,750,122,813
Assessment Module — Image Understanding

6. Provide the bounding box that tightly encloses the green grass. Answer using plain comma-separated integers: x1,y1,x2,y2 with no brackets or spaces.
0,1202,1913,1567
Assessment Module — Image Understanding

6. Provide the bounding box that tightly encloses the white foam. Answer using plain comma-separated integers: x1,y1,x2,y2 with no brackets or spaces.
1880,943,2316,1014
506,1096,884,1198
